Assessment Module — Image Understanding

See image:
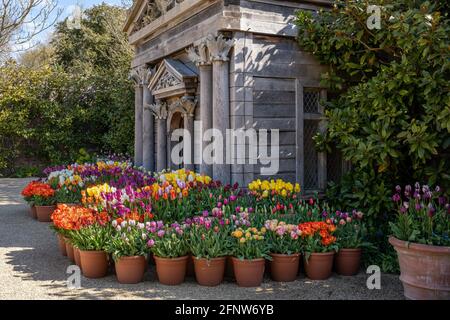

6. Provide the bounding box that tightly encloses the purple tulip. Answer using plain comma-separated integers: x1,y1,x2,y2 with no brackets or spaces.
392,194,401,202
395,185,401,193
147,239,155,247
400,206,407,214
415,203,422,211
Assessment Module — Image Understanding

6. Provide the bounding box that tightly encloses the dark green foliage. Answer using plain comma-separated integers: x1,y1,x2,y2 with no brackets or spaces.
296,0,449,271
0,4,134,176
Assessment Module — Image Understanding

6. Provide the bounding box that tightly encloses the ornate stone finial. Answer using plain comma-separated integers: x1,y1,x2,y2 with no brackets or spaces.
129,66,152,86
205,34,234,62
187,41,210,65
148,102,168,119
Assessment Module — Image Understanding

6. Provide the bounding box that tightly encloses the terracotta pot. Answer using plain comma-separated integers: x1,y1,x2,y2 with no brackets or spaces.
154,255,188,285
35,205,56,222
73,247,82,270
270,253,300,282
193,256,226,286
389,236,450,300
304,252,334,280
115,255,147,284
232,257,265,287
79,250,108,278
57,234,67,256
30,205,37,219
225,255,234,279
186,253,195,277
65,241,75,263
335,248,361,276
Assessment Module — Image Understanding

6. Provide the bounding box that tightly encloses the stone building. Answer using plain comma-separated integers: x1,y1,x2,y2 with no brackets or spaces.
126,0,345,193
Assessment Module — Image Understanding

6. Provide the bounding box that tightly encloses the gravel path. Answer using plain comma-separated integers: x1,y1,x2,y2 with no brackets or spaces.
0,178,404,300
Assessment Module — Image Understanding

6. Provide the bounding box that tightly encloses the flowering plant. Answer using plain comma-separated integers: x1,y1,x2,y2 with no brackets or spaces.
264,219,302,254
327,210,369,249
298,221,338,253
55,184,83,204
146,221,190,258
231,227,270,260
21,182,55,206
67,210,111,251
105,219,149,260
390,183,450,246
187,216,232,259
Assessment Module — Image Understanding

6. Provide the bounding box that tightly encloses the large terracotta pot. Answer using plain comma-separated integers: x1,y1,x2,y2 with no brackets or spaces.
270,253,300,282
115,255,147,284
389,236,450,300
232,257,265,287
35,205,56,222
73,247,82,270
335,248,361,276
79,250,109,278
154,255,188,285
193,256,226,286
65,241,75,263
57,234,67,256
225,255,234,279
304,252,334,280
30,205,37,219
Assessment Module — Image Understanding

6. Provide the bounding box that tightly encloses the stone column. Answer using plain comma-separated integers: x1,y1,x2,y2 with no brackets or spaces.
130,67,145,167
149,102,168,172
187,41,212,176
182,98,196,172
142,69,155,172
206,34,234,184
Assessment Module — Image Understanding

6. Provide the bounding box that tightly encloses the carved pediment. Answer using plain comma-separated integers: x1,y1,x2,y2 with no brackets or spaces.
149,59,198,99
129,0,186,34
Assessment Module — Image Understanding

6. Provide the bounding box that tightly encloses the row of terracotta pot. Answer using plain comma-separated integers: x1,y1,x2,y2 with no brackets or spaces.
57,235,361,286
30,204,79,222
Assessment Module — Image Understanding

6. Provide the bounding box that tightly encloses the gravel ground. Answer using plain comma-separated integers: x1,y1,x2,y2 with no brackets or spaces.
0,178,405,300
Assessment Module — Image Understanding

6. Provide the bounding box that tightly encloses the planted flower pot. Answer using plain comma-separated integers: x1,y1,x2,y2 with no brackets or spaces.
389,236,450,300
79,250,109,278
73,247,82,270
30,205,37,219
154,255,188,285
115,256,147,284
65,241,75,263
193,256,226,286
232,257,265,287
35,205,56,222
270,253,300,282
335,248,361,276
57,234,67,256
304,252,334,280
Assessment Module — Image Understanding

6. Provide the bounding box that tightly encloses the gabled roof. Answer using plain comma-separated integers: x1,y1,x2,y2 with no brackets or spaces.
123,0,146,34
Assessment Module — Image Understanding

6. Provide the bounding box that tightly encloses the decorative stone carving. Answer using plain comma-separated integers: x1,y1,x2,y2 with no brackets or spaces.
129,66,152,86
147,102,168,119
167,96,197,124
187,41,210,65
206,34,234,62
154,70,182,91
132,0,186,33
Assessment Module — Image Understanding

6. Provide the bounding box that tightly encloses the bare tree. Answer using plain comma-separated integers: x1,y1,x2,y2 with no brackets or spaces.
0,0,60,58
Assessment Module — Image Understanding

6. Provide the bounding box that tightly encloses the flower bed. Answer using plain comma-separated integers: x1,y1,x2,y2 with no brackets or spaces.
20,161,406,287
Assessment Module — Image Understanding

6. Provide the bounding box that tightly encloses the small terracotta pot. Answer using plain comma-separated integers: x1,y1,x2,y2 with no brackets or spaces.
335,248,361,276
57,234,67,256
79,250,108,278
65,241,75,263
115,255,147,284
35,205,56,222
270,253,300,282
73,247,82,270
30,205,37,219
186,253,195,277
154,255,188,285
232,257,265,287
304,252,334,280
225,255,234,279
193,256,226,286
389,236,450,300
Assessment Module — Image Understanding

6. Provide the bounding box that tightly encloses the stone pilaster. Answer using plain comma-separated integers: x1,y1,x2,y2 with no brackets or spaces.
129,67,145,167
182,98,196,172
206,34,234,184
187,41,213,177
148,102,168,172
142,68,155,172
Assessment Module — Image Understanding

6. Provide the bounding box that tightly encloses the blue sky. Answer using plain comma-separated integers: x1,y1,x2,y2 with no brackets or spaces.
19,0,126,51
